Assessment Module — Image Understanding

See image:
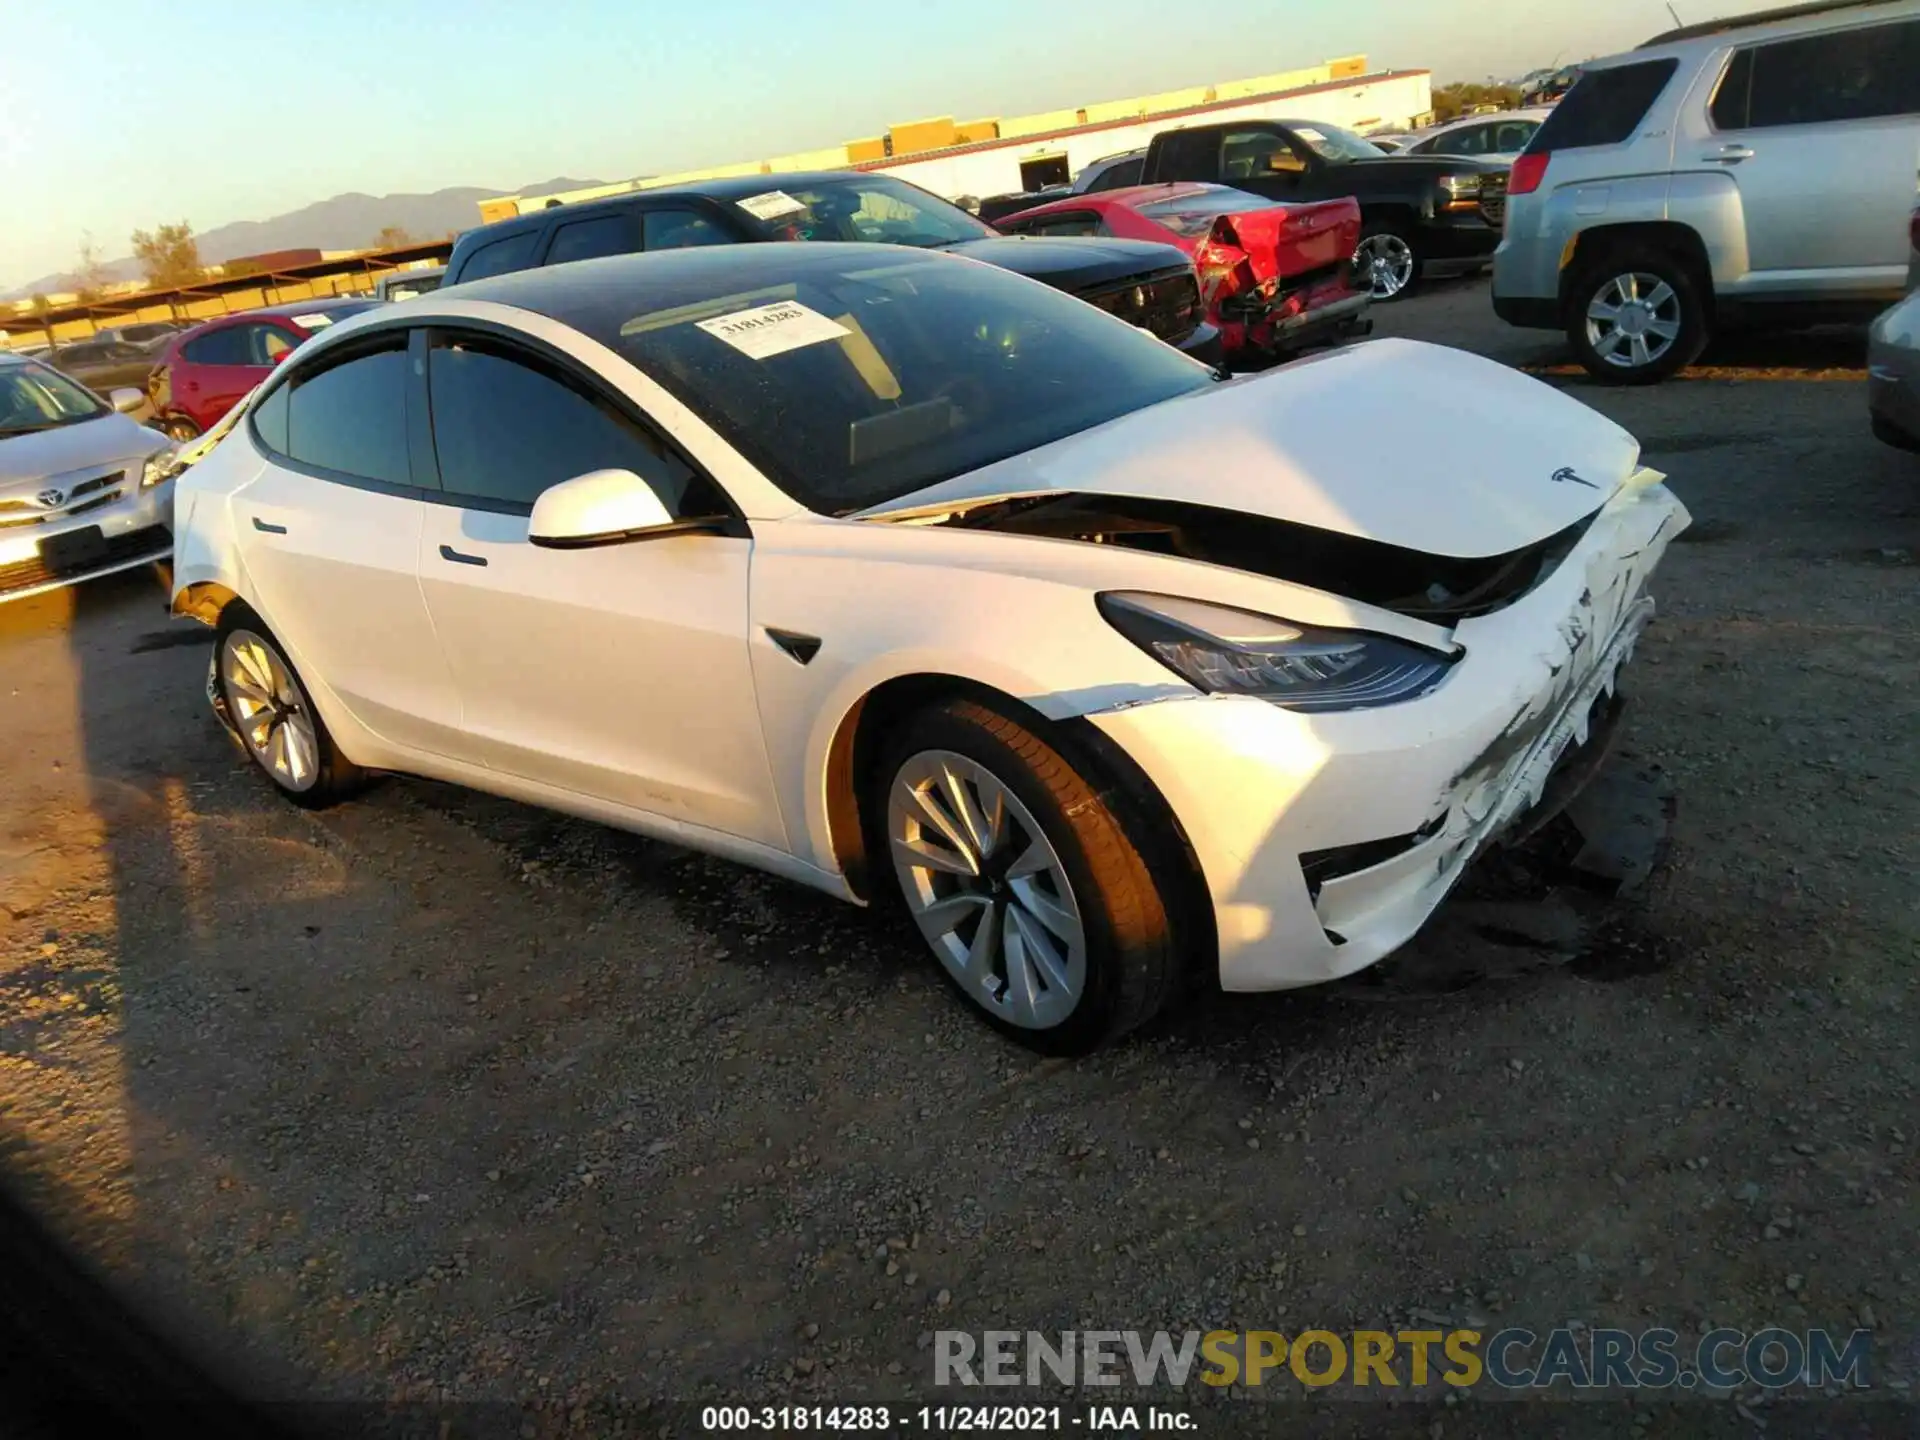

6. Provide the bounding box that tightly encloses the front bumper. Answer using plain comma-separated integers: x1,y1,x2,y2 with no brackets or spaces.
1419,212,1503,270
1233,288,1372,358
0,471,174,605
1089,475,1689,991
1867,296,1920,449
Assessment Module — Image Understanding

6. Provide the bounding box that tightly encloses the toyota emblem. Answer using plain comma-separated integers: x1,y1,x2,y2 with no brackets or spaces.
36,487,66,508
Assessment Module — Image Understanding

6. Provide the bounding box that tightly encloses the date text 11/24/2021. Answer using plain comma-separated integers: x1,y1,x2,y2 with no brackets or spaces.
701,1405,1197,1431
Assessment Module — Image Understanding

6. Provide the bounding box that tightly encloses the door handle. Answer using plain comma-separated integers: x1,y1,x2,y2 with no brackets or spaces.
251,517,287,534
1703,144,1754,163
438,543,488,567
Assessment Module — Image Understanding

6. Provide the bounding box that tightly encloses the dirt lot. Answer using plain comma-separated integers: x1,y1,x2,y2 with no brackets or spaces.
1,280,1915,1437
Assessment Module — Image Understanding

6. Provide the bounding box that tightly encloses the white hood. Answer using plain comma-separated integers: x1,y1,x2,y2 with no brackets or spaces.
855,339,1643,560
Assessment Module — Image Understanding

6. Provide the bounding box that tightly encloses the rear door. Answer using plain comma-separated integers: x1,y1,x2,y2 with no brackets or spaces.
411,326,784,846
236,329,463,755
1687,14,1920,292
180,323,289,427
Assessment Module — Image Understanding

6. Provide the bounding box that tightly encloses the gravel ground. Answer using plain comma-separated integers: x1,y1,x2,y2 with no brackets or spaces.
0,278,1915,1438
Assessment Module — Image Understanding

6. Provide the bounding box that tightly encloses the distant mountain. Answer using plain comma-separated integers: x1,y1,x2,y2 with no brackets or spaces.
5,177,609,300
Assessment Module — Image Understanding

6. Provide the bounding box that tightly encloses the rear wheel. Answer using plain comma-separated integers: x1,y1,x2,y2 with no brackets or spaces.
1354,225,1419,301
873,698,1182,1054
1565,247,1708,384
215,607,363,808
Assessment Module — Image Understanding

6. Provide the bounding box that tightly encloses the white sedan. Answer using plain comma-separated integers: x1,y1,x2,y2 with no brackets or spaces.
169,244,1689,1053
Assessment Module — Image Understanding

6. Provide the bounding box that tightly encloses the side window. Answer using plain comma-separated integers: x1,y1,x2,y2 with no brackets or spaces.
252,379,290,455
1493,121,1537,153
1221,130,1298,178
459,230,540,281
642,209,731,251
237,324,298,366
1085,157,1144,191
180,328,248,366
1716,20,1920,130
426,334,712,515
283,340,412,486
1446,125,1493,155
546,213,637,265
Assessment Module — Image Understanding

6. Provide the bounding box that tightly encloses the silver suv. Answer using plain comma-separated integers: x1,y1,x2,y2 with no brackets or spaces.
1493,0,1920,382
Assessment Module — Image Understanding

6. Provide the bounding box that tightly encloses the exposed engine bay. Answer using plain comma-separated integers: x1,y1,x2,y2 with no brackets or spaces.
941,492,1593,624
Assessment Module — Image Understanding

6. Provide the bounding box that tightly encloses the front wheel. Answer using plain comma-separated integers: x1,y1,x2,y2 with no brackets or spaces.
874,698,1183,1054
162,415,201,443
1354,226,1419,302
215,607,364,808
1565,248,1708,384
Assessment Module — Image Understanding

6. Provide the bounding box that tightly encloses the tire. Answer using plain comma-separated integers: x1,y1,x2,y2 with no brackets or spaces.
871,697,1182,1055
1354,224,1419,302
162,415,201,443
1564,246,1708,385
213,605,364,809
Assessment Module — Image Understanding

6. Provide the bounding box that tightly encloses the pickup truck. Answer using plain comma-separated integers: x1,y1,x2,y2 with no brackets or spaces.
1137,118,1510,300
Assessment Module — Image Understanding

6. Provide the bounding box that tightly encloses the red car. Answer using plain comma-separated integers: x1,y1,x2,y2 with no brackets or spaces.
997,184,1369,364
148,297,382,441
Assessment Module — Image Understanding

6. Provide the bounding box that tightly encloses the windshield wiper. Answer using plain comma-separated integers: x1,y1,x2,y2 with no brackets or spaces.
0,422,63,437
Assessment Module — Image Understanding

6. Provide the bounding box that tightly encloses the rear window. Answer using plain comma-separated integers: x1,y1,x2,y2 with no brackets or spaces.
1711,19,1920,130
1529,59,1678,150
1137,188,1275,237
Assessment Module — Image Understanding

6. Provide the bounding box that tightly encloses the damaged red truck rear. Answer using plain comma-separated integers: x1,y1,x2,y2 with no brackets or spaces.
995,183,1371,367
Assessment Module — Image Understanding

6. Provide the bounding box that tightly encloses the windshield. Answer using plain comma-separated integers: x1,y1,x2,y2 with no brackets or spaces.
731,176,995,250
602,248,1214,514
1286,121,1386,162
1137,187,1276,237
0,361,109,436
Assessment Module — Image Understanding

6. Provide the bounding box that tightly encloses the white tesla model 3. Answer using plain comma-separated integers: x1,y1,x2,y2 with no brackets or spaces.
169,244,1688,1053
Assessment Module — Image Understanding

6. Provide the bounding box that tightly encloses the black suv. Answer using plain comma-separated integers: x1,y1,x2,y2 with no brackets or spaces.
445,171,1221,364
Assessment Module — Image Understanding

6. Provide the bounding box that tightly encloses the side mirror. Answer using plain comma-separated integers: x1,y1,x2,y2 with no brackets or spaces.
529,469,681,549
108,387,145,414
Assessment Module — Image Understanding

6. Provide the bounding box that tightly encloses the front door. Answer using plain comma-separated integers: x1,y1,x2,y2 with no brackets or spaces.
411,328,786,850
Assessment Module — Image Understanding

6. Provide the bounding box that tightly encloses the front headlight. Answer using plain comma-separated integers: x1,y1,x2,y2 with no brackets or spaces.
140,444,179,489
1098,592,1458,714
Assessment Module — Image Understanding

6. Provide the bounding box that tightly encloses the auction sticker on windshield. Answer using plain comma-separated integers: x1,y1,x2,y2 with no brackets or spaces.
735,189,808,222
697,300,850,360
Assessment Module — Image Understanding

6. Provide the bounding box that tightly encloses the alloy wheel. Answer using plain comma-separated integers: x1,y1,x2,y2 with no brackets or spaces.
1355,233,1415,299
221,629,321,793
888,749,1086,1031
1584,271,1682,371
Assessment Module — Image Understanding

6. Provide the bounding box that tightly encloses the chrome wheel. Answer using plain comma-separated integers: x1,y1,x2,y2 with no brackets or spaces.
221,629,320,793
1355,233,1415,299
164,417,200,443
888,749,1086,1031
1585,271,1681,370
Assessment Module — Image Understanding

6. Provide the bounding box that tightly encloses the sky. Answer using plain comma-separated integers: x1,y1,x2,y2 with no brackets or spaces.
0,0,1785,289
